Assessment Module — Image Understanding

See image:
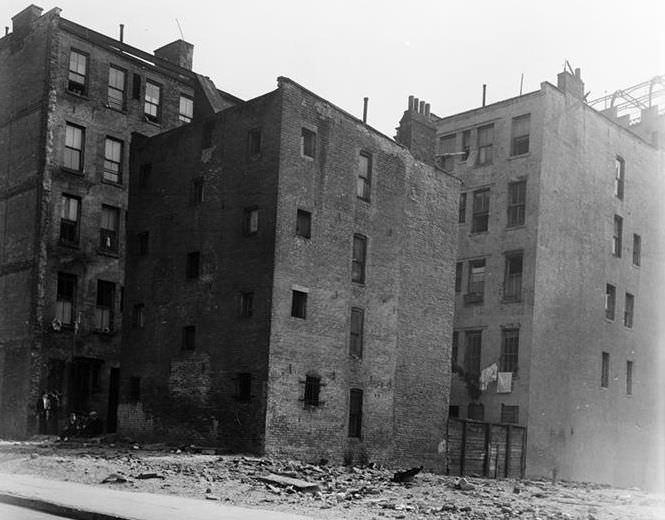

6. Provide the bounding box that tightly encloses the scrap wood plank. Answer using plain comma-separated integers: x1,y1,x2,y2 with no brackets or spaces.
256,473,320,493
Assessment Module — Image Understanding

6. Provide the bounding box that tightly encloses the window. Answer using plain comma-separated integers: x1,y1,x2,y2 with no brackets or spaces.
103,137,123,183
438,134,456,171
455,262,463,293
615,156,625,200
501,404,519,424
301,128,316,158
67,50,87,95
477,124,494,165
100,205,119,253
357,152,372,201
624,293,634,328
303,375,321,407
601,352,610,388
137,232,149,256
60,194,80,245
466,259,486,304
464,330,482,378
239,292,254,318
56,273,76,325
202,121,214,148
107,66,126,110
612,215,623,257
467,403,484,421
626,361,633,395
132,73,141,100
132,304,144,328
605,284,616,320
471,189,490,233
349,307,364,358
461,130,471,161
244,208,259,235
503,252,523,301
451,331,459,371
500,329,519,374
458,193,467,223
632,234,641,266
511,115,530,156
179,95,193,123
182,325,196,350
296,209,311,238
64,124,84,171
352,234,367,283
348,389,363,438
291,290,307,319
129,377,141,402
144,81,161,123
139,163,152,189
449,405,460,418
186,252,200,279
95,280,115,331
191,177,204,205
507,181,526,227
234,373,252,401
248,129,262,157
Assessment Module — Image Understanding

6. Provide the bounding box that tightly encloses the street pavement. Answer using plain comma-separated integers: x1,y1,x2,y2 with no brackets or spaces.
0,502,78,519
0,473,314,520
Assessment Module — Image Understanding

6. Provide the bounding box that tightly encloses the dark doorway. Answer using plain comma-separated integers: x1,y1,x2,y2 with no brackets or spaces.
68,357,102,413
107,368,119,433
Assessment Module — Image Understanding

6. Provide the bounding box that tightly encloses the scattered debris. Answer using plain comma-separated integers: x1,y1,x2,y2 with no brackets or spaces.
101,473,128,484
256,473,320,493
391,465,423,483
134,472,165,480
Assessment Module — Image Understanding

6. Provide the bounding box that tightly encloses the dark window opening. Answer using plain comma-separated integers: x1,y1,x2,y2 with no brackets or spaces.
601,352,610,388
465,258,485,304
60,194,80,245
129,376,141,402
139,163,151,189
132,304,144,329
632,234,641,266
349,307,364,358
56,273,76,325
191,177,204,205
507,180,526,227
467,402,484,421
500,328,519,374
132,73,141,100
464,330,482,379
458,193,467,223
471,189,490,233
137,232,149,256
352,234,367,283
239,292,254,318
612,215,623,257
455,262,463,293
296,209,311,238
501,404,519,424
95,280,115,332
234,373,252,402
511,114,530,156
100,205,120,253
461,130,471,161
357,152,372,200
68,50,87,95
626,360,633,395
451,331,459,372
182,325,196,351
624,293,634,328
348,388,363,438
605,284,616,320
449,405,460,418
186,252,200,279
291,290,307,319
504,252,523,301
248,129,262,157
303,375,321,407
615,156,625,200
301,128,316,158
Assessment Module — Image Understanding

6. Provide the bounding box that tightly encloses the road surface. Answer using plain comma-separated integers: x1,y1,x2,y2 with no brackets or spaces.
0,502,76,519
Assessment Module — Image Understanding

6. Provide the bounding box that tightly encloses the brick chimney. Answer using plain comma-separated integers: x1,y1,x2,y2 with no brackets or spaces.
557,67,585,99
154,39,194,70
395,95,436,165
11,4,43,35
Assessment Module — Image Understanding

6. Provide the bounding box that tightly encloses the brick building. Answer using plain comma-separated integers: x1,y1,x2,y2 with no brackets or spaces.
0,4,238,438
120,77,460,468
397,70,665,489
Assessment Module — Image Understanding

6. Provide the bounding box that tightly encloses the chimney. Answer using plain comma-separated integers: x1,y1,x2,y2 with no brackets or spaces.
557,68,585,99
395,95,437,165
11,4,43,35
154,39,194,70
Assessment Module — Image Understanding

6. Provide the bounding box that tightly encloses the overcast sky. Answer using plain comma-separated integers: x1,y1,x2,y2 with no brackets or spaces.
3,0,663,136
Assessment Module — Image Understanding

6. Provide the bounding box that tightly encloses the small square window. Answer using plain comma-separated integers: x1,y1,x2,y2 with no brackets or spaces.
301,128,316,158
296,209,311,238
182,325,196,351
186,251,200,279
291,290,307,319
449,405,460,418
239,292,254,318
248,129,262,157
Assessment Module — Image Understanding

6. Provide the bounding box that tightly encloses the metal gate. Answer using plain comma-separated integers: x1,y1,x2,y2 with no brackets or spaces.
446,418,526,478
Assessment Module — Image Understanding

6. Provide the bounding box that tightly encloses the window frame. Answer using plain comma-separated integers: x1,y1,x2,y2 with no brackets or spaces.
248,128,262,158
357,152,372,201
291,289,308,319
500,328,519,374
605,284,616,320
67,49,88,96
144,80,162,123
296,209,312,239
103,137,124,184
60,194,81,245
107,65,127,111
352,234,367,284
99,204,120,253
612,215,623,257
239,292,254,318
303,375,321,407
132,303,145,329
601,352,610,388
56,272,77,325
244,207,259,236
615,156,625,200
301,127,316,158
507,180,526,227
186,251,201,280
348,388,363,438
182,325,196,351
458,193,467,224
624,292,634,328
632,234,641,266
95,280,115,332
503,251,523,302
64,123,85,172
349,307,364,358
438,134,456,171
234,373,252,402
179,94,194,123
466,258,486,304
510,114,530,156
471,188,490,233
626,360,633,395
191,177,205,205
501,404,519,424
455,262,463,293
477,124,494,165
464,330,482,378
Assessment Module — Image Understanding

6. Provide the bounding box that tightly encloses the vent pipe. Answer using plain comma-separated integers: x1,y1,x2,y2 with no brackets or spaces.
119,24,124,43
482,84,487,107
363,97,368,123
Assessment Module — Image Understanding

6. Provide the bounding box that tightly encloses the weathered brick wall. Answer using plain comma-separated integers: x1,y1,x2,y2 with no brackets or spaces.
263,79,458,469
121,91,283,450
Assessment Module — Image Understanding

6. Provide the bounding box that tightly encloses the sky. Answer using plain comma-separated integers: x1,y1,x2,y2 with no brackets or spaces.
2,0,663,137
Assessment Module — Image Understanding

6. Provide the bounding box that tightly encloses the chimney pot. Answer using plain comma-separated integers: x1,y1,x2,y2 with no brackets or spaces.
425,103,430,116
419,100,425,114
119,24,124,42
414,98,420,112
408,95,414,111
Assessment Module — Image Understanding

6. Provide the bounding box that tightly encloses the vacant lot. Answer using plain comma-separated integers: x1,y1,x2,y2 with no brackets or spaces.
0,439,662,519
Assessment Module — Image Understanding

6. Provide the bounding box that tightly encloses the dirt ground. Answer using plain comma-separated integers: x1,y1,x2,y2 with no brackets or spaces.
0,438,662,520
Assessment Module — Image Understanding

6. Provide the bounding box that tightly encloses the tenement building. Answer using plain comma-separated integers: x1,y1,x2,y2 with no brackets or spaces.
0,5,238,437
398,70,664,489
120,77,460,468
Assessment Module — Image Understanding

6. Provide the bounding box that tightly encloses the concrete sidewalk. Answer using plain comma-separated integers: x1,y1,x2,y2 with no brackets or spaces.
0,473,314,520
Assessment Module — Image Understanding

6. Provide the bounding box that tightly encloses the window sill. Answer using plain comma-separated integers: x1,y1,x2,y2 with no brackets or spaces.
469,231,489,236
501,298,522,304
508,152,530,160
101,178,124,188
356,197,371,204
506,224,526,231
104,104,127,114
58,240,80,249
604,317,615,324
94,329,116,336
144,116,162,127
301,154,315,161
474,162,494,168
290,315,307,320
65,90,89,101
351,280,366,287
97,248,120,258
61,167,85,177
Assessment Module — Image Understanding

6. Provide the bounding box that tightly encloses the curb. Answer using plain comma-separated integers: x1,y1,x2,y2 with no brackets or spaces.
0,492,128,520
